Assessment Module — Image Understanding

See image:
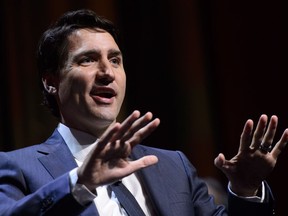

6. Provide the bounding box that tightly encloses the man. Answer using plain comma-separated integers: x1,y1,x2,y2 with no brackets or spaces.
0,9,287,215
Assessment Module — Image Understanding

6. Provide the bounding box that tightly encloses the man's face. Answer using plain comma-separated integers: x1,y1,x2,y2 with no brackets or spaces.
55,29,126,136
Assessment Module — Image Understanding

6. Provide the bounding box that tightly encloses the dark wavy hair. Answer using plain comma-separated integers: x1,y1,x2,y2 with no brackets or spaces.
37,9,120,118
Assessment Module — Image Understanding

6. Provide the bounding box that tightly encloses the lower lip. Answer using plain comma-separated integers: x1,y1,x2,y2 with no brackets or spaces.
92,95,114,104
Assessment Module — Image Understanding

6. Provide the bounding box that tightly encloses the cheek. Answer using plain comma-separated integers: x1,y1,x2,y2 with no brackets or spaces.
121,75,126,91
58,72,93,103
117,74,126,101
118,72,126,91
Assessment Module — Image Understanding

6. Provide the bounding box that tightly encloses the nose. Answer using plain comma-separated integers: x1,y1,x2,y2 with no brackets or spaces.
96,59,115,84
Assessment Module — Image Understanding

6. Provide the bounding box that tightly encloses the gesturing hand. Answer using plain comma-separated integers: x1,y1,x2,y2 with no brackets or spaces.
77,110,160,191
214,114,288,196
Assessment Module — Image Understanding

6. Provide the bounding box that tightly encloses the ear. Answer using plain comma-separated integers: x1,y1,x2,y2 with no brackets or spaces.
42,73,58,95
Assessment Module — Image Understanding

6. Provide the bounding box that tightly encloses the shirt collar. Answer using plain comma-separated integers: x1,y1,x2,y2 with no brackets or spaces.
57,123,98,162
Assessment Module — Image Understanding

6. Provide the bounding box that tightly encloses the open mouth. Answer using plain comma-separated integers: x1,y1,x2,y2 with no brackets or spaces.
95,91,114,98
90,86,116,103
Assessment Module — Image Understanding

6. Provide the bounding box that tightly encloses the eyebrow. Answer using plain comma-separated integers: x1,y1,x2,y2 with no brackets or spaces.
74,48,122,60
108,49,122,58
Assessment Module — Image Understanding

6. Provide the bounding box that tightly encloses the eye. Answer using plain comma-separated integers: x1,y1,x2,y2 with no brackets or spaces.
79,56,95,66
110,57,121,66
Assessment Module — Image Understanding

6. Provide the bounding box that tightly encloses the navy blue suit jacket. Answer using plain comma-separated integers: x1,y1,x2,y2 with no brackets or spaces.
0,129,274,215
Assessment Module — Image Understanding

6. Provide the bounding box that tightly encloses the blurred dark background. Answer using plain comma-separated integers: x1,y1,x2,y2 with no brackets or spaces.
1,0,287,215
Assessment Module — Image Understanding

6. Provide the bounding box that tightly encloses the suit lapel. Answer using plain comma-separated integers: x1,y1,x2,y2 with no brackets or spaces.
36,129,77,178
132,146,173,216
36,129,99,216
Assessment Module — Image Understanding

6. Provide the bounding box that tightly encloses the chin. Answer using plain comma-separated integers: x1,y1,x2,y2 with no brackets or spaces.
94,111,117,124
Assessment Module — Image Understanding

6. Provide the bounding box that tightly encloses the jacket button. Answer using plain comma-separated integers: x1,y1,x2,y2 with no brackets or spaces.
41,196,54,212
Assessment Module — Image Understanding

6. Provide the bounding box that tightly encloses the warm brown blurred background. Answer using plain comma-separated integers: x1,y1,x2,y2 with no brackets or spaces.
1,0,287,215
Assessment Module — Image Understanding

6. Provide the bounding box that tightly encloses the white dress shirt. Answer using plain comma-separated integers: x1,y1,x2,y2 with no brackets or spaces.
57,123,153,216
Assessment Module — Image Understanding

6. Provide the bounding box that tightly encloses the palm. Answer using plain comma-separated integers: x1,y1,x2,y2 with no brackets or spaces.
77,111,160,191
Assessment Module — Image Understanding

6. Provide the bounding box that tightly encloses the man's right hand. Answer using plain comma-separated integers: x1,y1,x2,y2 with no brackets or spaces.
77,110,160,191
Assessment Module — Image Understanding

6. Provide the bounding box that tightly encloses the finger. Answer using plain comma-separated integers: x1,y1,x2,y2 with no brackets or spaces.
96,123,121,151
127,155,159,172
126,118,160,146
214,153,226,169
111,155,159,180
261,115,278,148
110,110,141,142
239,119,254,152
250,114,268,149
96,155,159,186
214,153,232,177
121,112,155,142
271,128,288,158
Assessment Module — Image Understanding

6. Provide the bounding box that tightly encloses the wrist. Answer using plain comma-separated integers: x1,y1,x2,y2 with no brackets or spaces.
230,182,259,197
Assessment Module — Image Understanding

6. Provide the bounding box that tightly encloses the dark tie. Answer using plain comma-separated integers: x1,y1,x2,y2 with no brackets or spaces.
110,181,146,216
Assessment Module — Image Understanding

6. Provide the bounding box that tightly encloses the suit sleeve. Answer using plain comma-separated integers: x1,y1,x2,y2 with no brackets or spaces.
0,152,90,216
228,181,275,216
175,151,228,215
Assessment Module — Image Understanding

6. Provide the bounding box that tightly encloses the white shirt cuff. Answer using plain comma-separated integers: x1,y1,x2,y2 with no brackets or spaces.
228,181,265,203
69,167,96,205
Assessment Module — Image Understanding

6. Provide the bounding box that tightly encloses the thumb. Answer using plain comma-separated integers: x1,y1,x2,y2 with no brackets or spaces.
128,155,159,172
214,153,226,169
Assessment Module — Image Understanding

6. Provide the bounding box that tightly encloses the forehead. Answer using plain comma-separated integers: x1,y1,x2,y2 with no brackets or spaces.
67,28,119,52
